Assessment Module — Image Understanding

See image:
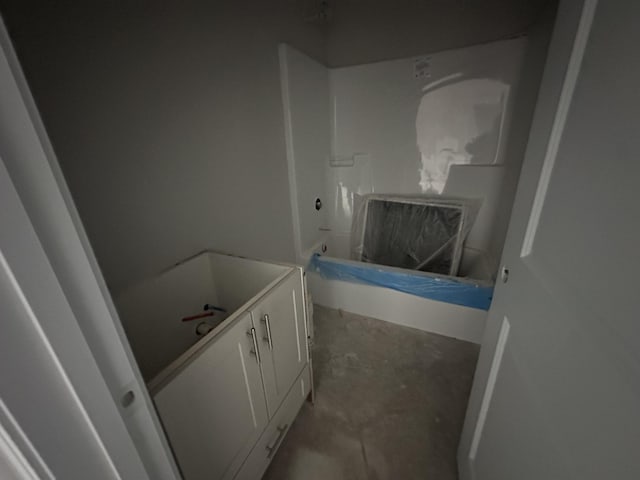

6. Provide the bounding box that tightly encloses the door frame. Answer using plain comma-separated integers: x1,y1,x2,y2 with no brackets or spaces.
0,16,179,480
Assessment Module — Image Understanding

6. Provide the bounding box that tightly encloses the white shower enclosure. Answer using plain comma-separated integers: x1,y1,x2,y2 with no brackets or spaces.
279,39,527,278
279,39,535,342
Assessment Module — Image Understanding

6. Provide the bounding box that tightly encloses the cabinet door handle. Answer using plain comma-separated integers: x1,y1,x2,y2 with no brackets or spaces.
265,423,288,458
247,328,260,364
262,314,274,350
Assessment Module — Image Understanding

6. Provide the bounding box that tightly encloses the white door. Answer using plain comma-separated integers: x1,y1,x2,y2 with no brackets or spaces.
153,313,268,480
0,157,151,478
459,1,640,479
0,20,179,480
251,272,307,416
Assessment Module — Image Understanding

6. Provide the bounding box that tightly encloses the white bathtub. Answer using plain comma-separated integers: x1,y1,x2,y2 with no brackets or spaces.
303,233,492,344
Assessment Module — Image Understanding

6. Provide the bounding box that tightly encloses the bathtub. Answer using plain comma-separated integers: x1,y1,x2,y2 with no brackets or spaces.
304,233,493,343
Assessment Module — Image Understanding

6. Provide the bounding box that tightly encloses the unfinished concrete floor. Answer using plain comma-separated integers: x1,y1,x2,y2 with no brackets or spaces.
263,306,480,480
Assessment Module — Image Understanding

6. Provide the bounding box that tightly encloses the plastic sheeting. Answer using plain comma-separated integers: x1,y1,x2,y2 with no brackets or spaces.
308,254,493,311
351,194,481,276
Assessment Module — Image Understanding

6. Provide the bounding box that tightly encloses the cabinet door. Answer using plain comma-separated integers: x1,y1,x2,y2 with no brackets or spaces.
154,313,268,480
251,271,307,416
234,367,312,480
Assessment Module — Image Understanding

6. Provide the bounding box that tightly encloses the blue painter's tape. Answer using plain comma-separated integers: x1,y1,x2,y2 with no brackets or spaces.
307,254,493,311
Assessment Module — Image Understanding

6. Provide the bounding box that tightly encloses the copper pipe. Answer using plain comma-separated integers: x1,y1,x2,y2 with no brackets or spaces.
181,311,214,322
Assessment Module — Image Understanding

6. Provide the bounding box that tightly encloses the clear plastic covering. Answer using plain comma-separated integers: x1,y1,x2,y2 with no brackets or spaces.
350,194,481,276
308,254,493,310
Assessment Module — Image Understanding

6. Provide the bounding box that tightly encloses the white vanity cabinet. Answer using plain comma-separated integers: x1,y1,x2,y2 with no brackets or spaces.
116,252,312,480
153,312,268,480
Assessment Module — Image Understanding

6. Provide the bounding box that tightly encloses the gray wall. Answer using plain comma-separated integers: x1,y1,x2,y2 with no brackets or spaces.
1,1,326,292
326,0,553,67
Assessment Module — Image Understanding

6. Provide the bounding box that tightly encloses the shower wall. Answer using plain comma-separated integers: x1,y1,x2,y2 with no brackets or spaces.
328,39,526,277
279,45,330,261
282,36,545,278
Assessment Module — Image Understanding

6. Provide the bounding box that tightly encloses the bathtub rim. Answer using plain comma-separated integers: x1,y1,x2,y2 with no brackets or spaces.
308,251,494,289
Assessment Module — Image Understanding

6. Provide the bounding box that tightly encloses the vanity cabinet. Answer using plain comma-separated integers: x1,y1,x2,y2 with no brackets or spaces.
153,312,268,480
118,252,312,480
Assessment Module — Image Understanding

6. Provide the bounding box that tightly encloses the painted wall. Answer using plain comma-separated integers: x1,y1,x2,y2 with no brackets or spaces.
326,0,553,67
0,1,326,292
327,39,527,275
